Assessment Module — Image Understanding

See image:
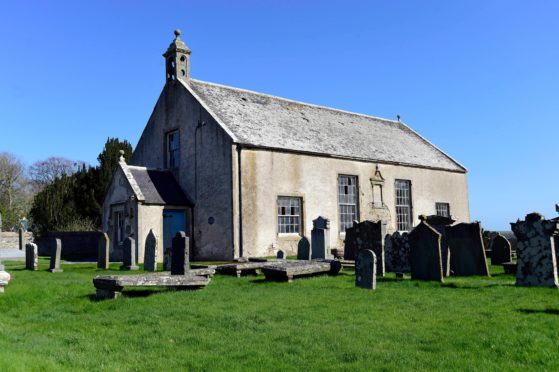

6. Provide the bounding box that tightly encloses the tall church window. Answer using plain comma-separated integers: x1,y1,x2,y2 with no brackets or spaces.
167,130,180,168
436,202,450,218
277,197,302,234
395,179,412,231
339,175,359,232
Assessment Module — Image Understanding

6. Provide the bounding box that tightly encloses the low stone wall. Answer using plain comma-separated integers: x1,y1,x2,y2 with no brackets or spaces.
36,232,102,261
0,232,33,249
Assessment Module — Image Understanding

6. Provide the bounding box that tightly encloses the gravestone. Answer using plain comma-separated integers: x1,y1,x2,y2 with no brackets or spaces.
511,213,559,287
18,228,24,251
311,217,330,259
421,215,454,276
121,237,139,270
97,233,110,269
297,237,311,260
408,222,443,282
144,229,158,272
0,269,10,293
447,222,490,277
491,234,512,265
171,231,189,275
164,247,172,271
277,250,285,259
385,231,411,273
343,220,385,276
355,249,376,289
48,238,63,273
25,243,38,271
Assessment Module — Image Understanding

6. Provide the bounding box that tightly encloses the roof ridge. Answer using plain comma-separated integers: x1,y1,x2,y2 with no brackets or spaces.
128,165,171,172
190,79,399,125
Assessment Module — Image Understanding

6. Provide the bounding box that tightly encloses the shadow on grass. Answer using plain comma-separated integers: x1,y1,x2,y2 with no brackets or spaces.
517,308,559,316
441,282,514,289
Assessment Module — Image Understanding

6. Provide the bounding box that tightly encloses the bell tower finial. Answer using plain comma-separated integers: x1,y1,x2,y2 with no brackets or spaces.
163,28,191,83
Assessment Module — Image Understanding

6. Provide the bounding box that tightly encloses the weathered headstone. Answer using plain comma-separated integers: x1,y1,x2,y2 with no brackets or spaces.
18,228,24,251
97,233,110,269
297,237,311,260
511,213,559,287
171,231,189,275
491,234,512,265
447,222,490,277
311,217,330,259
164,247,172,271
408,222,443,282
144,229,158,271
48,238,63,273
343,220,385,276
0,269,10,294
121,237,139,270
421,215,454,276
277,250,285,259
355,249,377,289
385,231,411,273
25,243,38,271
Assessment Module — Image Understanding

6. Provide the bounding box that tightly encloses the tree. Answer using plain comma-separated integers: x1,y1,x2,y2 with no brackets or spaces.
0,152,34,230
28,157,83,187
97,137,133,196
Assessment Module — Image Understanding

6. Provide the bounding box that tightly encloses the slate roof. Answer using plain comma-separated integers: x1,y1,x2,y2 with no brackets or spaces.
187,79,466,172
127,166,192,206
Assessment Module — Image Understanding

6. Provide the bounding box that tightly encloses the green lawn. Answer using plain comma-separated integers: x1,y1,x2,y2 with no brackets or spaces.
0,259,558,371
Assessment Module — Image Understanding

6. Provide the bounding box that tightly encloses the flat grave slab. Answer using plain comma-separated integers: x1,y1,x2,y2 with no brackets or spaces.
261,259,342,282
93,273,210,300
215,261,281,277
158,268,215,278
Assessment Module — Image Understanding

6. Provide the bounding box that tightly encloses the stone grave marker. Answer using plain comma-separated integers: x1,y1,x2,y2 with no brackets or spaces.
25,243,38,271
277,250,285,259
297,237,311,260
385,231,411,273
164,247,172,271
491,234,512,266
97,233,110,269
121,237,139,270
171,231,189,275
511,213,559,287
421,215,455,276
144,229,158,271
343,220,385,276
446,222,490,277
355,249,376,290
48,238,63,273
311,216,330,259
18,228,24,251
408,222,443,282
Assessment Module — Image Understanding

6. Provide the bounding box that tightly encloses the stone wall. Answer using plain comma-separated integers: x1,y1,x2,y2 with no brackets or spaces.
35,232,102,261
0,232,33,249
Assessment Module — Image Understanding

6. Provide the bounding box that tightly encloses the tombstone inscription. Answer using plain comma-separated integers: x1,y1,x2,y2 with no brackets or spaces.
355,249,376,290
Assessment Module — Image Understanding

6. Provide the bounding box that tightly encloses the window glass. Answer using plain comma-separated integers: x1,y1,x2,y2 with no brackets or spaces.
277,197,302,234
339,175,359,232
436,202,450,218
395,179,412,231
167,131,180,168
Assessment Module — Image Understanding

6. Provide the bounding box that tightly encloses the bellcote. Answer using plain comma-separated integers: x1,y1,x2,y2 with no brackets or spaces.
163,29,191,84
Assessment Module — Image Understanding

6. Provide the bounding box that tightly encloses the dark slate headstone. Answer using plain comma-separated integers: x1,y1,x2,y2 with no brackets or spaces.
18,228,24,251
144,229,158,272
385,231,411,273
421,215,455,276
343,220,385,276
121,237,139,270
408,222,443,282
491,234,512,265
297,237,311,260
277,250,285,259
171,231,189,275
447,222,490,277
163,247,172,271
511,213,559,287
355,249,376,289
97,233,110,270
25,243,38,271
311,217,330,259
48,238,63,273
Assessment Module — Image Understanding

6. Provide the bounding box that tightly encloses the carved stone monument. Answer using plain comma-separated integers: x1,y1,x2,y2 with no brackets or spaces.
491,234,512,266
97,233,110,269
385,231,411,273
311,217,330,259
18,228,24,251
355,249,377,289
511,213,559,287
0,269,10,294
447,222,490,277
343,220,385,276
421,215,454,276
297,237,311,260
408,222,443,282
144,229,158,272
164,247,172,271
121,237,139,270
171,231,189,275
48,238,63,273
25,243,38,271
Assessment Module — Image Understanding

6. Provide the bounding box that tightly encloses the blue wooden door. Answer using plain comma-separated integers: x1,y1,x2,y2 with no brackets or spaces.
163,210,187,252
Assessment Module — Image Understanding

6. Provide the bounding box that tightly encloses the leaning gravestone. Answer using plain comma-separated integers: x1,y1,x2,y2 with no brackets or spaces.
297,237,311,260
446,222,490,277
311,217,330,259
491,234,512,265
121,237,139,270
408,222,443,282
171,231,189,275
385,232,411,273
25,243,38,271
343,220,385,276
97,233,110,269
144,229,158,272
355,249,377,289
48,238,63,273
18,228,24,251
277,250,285,259
422,215,455,276
511,213,559,287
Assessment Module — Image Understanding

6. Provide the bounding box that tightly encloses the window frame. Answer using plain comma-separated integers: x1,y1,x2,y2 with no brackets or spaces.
395,179,413,232
338,174,359,234
435,202,450,218
166,130,180,169
277,196,303,235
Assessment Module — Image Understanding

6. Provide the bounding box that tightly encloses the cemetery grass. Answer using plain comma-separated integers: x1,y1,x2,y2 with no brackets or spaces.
1,260,559,371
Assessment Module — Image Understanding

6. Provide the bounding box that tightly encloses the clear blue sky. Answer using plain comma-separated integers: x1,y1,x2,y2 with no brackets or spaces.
1,1,558,230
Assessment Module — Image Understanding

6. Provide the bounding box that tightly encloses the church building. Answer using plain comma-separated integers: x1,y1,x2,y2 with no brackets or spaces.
102,30,470,262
